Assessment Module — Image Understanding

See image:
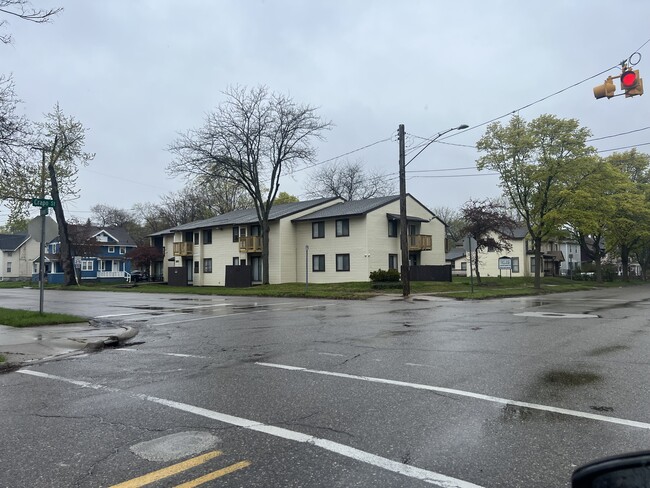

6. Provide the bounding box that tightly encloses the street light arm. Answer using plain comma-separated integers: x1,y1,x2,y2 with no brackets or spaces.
405,124,469,167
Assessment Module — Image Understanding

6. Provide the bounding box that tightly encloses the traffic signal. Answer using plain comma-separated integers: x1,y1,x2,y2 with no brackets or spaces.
593,76,616,99
620,69,644,97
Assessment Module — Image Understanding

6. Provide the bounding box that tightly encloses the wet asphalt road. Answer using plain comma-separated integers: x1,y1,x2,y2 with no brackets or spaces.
1,286,650,487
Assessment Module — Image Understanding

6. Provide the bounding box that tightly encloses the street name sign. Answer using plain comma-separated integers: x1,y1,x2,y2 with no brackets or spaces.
32,198,56,208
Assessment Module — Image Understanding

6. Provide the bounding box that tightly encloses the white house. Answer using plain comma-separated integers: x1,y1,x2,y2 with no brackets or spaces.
151,194,448,286
0,234,41,281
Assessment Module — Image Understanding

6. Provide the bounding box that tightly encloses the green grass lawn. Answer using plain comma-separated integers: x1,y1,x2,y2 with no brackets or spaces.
2,275,644,300
0,307,87,328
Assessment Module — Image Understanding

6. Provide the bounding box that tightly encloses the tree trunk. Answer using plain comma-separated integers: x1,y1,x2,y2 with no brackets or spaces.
534,237,542,289
48,162,77,286
621,245,630,281
594,257,603,283
473,247,482,284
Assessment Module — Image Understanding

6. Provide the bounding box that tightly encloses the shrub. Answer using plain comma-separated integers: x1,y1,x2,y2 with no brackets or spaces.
369,268,400,282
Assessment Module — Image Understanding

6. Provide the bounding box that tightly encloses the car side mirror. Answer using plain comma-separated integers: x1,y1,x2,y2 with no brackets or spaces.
573,451,650,487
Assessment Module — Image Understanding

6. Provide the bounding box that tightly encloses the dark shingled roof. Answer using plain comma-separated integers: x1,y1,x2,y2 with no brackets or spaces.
0,234,29,251
172,197,341,231
293,195,401,222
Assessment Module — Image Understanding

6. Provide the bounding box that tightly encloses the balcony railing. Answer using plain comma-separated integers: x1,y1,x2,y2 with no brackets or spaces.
408,234,432,251
173,242,193,256
239,236,263,253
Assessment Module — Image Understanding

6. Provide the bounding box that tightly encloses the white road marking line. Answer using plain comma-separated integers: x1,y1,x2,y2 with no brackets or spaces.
256,362,650,431
16,369,483,488
114,349,207,359
94,303,232,319
318,352,346,357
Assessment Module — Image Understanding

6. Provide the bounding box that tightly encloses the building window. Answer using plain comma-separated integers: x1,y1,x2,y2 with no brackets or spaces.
233,257,240,266
108,246,115,253
388,220,398,237
312,255,325,272
232,227,239,242
336,254,350,271
530,256,536,273
203,258,212,273
194,233,199,245
251,225,261,236
6,261,11,273
511,257,520,273
388,254,398,270
120,247,126,255
336,219,349,237
194,261,199,274
81,260,94,271
461,261,467,271
312,221,325,239
202,229,212,244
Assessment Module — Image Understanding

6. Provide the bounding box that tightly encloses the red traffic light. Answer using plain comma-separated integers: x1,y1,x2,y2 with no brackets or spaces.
621,70,637,88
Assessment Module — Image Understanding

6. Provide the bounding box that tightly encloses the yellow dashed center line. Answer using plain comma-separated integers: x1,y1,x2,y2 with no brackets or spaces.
174,460,252,488
110,450,223,488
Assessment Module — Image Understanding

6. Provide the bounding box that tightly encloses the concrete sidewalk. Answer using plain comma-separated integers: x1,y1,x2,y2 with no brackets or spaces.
0,322,138,371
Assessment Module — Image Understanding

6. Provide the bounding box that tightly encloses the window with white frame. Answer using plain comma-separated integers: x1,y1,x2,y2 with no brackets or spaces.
203,258,212,273
108,246,115,253
6,262,12,273
388,254,398,270
81,260,94,271
120,247,126,254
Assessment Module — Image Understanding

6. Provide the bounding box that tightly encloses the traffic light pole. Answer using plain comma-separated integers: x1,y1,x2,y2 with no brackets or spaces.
398,124,410,297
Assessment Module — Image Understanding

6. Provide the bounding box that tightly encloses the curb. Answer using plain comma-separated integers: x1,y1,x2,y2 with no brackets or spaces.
0,326,139,372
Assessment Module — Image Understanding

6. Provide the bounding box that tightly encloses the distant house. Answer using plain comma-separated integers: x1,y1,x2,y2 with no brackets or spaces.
446,246,469,276
0,234,40,281
40,226,137,284
150,194,448,286
471,227,581,278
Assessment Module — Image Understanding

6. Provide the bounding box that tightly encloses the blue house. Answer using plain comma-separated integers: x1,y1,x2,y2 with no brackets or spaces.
39,225,137,284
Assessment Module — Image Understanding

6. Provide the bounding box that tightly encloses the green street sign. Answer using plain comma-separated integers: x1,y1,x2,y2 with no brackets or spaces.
32,198,56,208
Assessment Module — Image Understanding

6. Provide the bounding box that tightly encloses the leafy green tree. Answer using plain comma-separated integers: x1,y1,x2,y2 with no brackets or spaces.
604,150,650,280
476,114,596,289
560,160,631,282
274,191,299,204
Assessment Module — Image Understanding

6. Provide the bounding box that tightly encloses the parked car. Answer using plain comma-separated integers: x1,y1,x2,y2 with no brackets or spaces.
130,270,149,282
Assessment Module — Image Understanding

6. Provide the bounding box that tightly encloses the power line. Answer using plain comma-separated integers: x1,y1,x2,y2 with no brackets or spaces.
293,136,393,174
588,126,650,142
597,142,650,153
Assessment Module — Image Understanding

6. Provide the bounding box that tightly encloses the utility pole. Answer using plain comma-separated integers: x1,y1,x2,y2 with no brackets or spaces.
397,122,469,299
398,124,410,297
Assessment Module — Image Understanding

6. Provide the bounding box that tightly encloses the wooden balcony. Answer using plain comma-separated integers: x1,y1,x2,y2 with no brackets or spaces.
239,236,263,253
173,242,193,256
408,234,432,251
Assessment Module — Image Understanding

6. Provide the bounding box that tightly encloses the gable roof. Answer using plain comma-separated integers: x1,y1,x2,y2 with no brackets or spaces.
50,225,137,246
293,195,402,222
172,197,342,232
0,234,29,251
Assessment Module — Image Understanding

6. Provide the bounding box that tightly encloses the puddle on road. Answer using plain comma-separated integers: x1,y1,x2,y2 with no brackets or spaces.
541,370,602,387
587,345,629,356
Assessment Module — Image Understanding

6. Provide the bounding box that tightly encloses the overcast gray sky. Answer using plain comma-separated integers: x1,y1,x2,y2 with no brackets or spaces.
3,1,649,226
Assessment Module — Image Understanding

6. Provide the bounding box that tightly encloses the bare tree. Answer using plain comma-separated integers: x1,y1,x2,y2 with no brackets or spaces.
431,206,466,244
305,159,394,201
37,104,94,285
168,85,331,284
0,0,62,44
